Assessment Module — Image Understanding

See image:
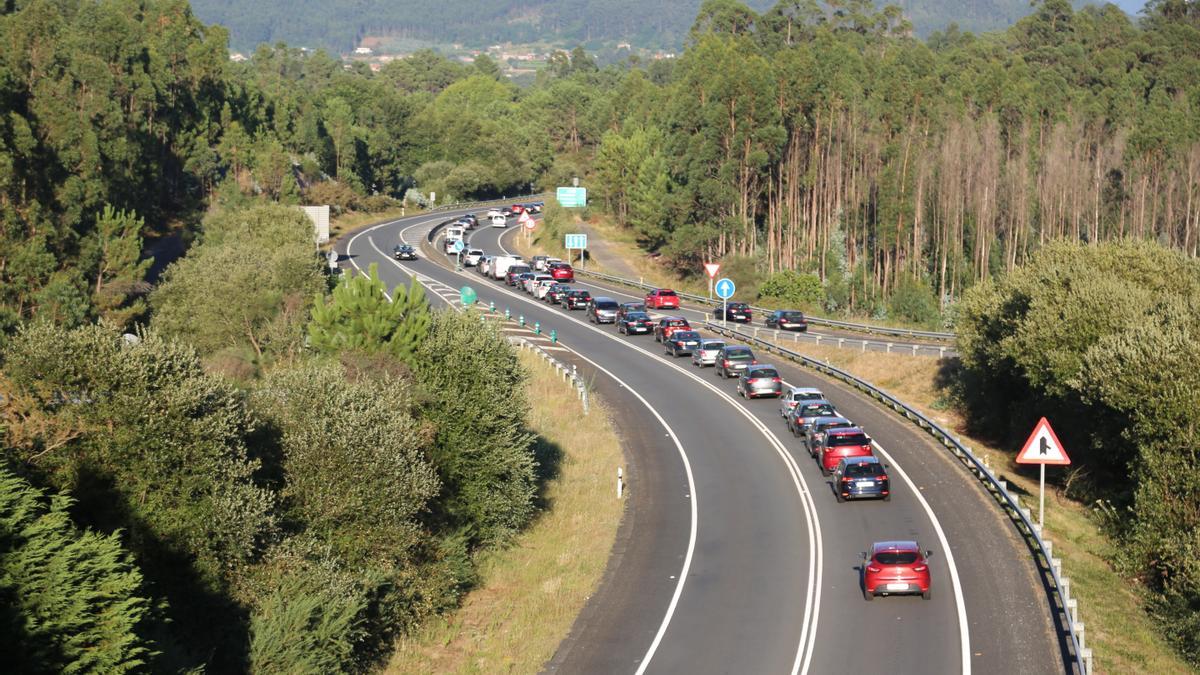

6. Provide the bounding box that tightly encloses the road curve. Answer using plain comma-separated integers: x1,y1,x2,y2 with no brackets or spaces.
338,211,1069,674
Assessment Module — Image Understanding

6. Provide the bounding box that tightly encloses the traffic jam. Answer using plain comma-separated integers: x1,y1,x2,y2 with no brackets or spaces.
432,212,935,602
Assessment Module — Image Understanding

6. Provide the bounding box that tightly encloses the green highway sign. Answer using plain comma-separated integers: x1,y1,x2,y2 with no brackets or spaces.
556,186,587,208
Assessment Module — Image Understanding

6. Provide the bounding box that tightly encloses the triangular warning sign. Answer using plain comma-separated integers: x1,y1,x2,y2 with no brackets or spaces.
518,211,533,224
1015,417,1071,465
704,262,721,279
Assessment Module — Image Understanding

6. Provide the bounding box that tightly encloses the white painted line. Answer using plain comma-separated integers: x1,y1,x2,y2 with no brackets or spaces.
443,249,823,675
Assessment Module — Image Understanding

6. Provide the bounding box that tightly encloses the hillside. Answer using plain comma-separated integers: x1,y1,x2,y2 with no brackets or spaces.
189,0,1138,54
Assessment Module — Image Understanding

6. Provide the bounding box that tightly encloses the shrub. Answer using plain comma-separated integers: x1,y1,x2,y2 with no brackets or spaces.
757,270,823,308
0,467,157,673
307,264,431,366
888,277,940,326
414,312,537,546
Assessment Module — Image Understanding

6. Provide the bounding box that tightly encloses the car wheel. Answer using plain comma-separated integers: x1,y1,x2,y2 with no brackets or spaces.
836,491,845,503
863,586,874,602
883,493,891,502
922,589,931,601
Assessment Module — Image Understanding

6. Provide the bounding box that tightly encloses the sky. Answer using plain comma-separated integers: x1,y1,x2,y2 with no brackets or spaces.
1111,0,1148,15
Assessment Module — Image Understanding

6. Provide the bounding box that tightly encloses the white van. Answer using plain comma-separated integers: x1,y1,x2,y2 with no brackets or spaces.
491,255,524,280
491,214,507,228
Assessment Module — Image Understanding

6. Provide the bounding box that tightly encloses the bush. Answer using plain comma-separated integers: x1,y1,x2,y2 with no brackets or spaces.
888,277,940,326
757,270,823,308
414,312,537,546
304,181,362,214
0,467,157,673
307,264,431,366
250,360,440,564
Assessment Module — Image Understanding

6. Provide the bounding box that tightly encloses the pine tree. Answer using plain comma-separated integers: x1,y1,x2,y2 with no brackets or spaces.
307,263,431,364
0,467,157,673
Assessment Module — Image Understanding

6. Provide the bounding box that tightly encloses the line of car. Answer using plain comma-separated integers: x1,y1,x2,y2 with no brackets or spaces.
457,246,934,602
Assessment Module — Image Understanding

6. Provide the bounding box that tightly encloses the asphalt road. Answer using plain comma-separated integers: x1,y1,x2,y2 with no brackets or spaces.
338,211,1070,675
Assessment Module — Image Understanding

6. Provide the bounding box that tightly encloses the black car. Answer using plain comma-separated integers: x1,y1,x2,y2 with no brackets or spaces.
393,244,417,261
766,309,808,331
664,330,702,357
545,283,571,304
616,302,647,322
714,302,753,323
617,311,653,335
505,265,532,286
833,456,890,502
561,289,592,310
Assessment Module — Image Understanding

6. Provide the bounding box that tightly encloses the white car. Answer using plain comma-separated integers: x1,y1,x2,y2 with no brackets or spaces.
479,256,493,275
464,249,484,266
491,215,507,227
524,274,553,293
780,387,825,418
534,279,557,299
487,208,502,219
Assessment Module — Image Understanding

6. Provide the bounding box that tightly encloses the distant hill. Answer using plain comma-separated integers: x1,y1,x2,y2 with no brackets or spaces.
191,0,1142,54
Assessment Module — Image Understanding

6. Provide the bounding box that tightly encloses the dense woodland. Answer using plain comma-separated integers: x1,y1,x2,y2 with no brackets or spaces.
1,0,1199,669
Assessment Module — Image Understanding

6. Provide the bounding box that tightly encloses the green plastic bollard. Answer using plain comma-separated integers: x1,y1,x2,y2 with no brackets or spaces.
519,315,525,327
550,329,557,344
534,321,541,334
489,301,496,313
505,307,511,320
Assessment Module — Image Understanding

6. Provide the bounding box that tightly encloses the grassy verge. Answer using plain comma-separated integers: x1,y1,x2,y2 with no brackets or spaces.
326,207,413,244
790,344,1190,674
385,350,625,673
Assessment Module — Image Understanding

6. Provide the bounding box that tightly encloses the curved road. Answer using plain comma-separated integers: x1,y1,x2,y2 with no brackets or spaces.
337,211,1070,674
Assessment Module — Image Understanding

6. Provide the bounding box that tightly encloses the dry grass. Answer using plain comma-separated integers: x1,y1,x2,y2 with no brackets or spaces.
787,343,1191,674
385,351,625,674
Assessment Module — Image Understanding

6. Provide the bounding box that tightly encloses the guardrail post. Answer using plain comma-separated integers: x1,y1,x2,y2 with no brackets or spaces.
862,340,867,353
617,467,624,499
887,342,893,353
1082,648,1092,674
815,335,821,346
912,344,919,356
1067,596,1078,624
940,346,947,358
838,338,845,349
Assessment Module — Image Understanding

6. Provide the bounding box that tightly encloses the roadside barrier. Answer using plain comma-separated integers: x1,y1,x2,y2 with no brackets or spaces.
704,320,1091,675
577,268,956,342
506,334,588,415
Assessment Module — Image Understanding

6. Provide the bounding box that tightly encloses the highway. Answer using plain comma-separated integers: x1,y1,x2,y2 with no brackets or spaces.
337,210,1070,674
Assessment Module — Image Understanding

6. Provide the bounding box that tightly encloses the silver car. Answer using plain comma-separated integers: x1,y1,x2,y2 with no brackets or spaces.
691,339,726,367
779,386,825,418
737,365,783,399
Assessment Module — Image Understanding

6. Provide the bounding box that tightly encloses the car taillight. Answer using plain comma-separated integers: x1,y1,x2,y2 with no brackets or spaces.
751,359,759,364
772,377,782,383
913,565,928,573
841,477,852,482
878,475,888,481
867,565,880,573
722,360,731,367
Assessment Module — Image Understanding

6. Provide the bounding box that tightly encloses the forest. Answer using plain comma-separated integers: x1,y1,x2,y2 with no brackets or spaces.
1,0,1199,669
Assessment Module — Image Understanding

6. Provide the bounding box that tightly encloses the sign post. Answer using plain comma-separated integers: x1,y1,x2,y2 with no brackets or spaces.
715,277,736,327
452,238,465,271
704,263,721,300
565,233,588,271
1015,417,1071,531
519,211,535,244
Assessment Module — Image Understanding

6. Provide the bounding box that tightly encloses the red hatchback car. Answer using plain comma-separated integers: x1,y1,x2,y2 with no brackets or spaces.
549,263,575,281
646,288,680,310
863,541,933,600
819,427,874,475
654,317,691,342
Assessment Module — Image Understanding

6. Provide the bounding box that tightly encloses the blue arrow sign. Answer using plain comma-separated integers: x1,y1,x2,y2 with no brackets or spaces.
451,239,465,253
715,277,736,300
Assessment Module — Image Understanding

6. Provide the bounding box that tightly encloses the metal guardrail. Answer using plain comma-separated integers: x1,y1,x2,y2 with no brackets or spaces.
505,335,589,414
576,268,956,342
713,320,954,358
703,320,1090,675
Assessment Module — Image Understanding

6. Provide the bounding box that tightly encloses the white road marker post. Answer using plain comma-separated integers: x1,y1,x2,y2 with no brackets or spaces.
617,467,624,499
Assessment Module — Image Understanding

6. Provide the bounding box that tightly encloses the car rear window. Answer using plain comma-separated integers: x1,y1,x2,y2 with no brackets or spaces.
845,463,883,477
875,552,919,565
730,303,749,309
626,312,649,320
667,319,688,327
596,301,619,309
781,311,804,319
749,368,778,378
673,331,700,340
829,433,870,446
510,266,530,274
725,349,753,360
801,404,835,416
703,342,726,350
658,290,677,296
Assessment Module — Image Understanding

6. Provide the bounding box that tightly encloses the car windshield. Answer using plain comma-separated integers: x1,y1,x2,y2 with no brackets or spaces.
875,551,920,565
829,433,870,446
845,463,883,477
749,368,778,379
596,301,619,309
673,331,700,341
801,404,836,417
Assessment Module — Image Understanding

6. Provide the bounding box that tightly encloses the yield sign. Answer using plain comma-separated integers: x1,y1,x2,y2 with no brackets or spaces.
1015,417,1071,465
704,262,721,279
